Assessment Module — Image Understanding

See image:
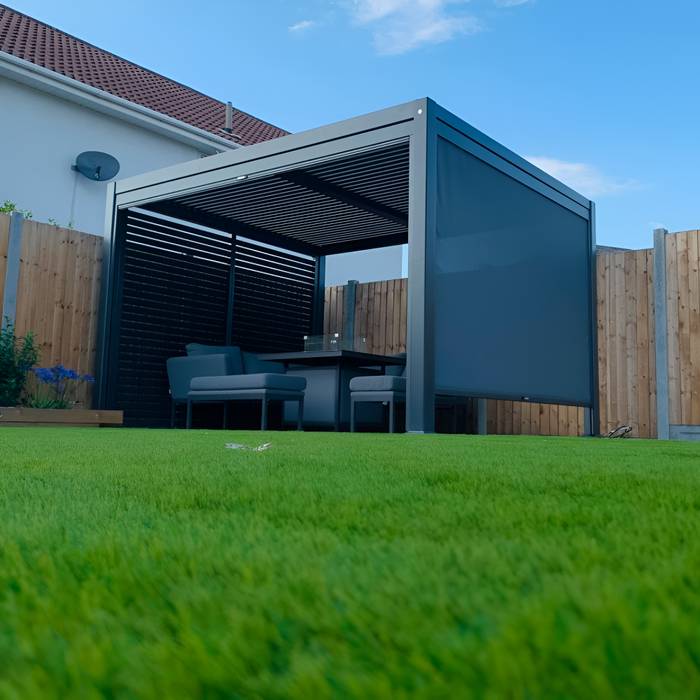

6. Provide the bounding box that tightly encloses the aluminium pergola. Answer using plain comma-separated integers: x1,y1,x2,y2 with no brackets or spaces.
96,98,599,433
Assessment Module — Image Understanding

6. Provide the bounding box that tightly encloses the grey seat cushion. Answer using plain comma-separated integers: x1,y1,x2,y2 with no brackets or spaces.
349,375,406,392
242,351,286,375
185,344,244,374
190,373,306,392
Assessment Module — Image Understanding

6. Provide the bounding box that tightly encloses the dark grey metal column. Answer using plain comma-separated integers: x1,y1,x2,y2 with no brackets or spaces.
587,201,600,436
312,256,326,336
95,183,117,409
345,279,358,349
406,98,436,434
1,211,23,329
96,200,128,410
653,227,670,440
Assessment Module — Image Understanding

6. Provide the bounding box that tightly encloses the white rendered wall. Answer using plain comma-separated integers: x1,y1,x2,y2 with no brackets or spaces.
0,76,203,235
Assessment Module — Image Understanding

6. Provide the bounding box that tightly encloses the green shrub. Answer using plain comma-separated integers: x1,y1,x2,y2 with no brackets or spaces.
0,200,33,218
0,319,40,406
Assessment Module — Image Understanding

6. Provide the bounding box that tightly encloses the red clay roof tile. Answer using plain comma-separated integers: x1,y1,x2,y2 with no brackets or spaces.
0,4,289,147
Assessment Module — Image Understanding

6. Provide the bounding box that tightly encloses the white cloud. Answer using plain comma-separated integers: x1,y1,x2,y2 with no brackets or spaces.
347,0,482,55
289,20,316,32
525,156,644,198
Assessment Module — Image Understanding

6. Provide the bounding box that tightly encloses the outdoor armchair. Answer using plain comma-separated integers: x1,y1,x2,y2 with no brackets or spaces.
166,345,306,430
349,354,468,433
166,353,239,429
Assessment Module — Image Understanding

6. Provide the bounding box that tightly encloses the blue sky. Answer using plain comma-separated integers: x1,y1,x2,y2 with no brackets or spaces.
8,0,700,251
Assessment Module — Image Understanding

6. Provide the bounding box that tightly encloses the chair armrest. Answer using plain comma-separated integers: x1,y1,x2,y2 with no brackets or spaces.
166,354,238,400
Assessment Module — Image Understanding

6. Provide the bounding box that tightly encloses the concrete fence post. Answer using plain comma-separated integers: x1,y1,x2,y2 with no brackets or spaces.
1,211,23,329
345,279,358,350
653,227,670,440
477,398,488,435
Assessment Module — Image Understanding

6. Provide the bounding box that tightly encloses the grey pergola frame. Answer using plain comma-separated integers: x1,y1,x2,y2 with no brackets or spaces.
96,97,598,434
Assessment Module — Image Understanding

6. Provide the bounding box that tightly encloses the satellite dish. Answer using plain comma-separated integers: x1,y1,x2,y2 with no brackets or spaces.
71,151,120,181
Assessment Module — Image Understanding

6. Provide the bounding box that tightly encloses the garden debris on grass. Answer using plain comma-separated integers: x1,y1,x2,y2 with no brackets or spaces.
225,442,274,451
606,425,633,438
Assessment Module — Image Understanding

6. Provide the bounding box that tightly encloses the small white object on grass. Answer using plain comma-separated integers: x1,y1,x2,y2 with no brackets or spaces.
225,442,274,451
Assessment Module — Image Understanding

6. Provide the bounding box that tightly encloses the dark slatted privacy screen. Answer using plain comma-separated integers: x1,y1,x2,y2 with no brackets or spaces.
230,238,315,352
113,213,317,426
116,211,231,427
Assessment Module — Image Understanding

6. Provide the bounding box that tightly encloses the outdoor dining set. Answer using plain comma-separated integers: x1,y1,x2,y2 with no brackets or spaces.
166,336,466,433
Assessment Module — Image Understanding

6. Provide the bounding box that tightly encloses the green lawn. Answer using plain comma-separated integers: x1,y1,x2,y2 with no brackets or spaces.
1,429,700,698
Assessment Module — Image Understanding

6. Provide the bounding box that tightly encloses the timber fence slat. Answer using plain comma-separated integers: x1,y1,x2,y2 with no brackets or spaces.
678,231,692,423
597,252,608,433
689,231,700,425
666,234,681,425
635,249,651,437
625,252,638,433
647,249,657,438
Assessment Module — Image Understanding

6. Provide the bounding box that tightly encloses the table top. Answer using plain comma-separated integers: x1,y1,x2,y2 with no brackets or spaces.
259,350,406,368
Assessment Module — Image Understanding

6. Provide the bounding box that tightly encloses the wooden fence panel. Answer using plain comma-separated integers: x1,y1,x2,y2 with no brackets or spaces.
596,247,656,438
666,229,700,425
689,232,700,425
0,215,103,407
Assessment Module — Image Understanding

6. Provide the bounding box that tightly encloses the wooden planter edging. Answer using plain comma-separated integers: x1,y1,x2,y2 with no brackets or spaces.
0,408,123,428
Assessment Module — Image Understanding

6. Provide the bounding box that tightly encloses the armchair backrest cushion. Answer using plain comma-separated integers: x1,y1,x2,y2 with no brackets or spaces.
185,344,244,374
242,351,286,375
166,353,238,400
385,352,407,377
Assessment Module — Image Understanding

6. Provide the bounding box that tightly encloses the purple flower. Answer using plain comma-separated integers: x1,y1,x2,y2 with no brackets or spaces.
29,366,93,391
33,367,55,384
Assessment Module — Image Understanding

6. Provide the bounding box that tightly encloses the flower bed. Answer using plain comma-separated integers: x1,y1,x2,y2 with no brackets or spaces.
0,407,123,428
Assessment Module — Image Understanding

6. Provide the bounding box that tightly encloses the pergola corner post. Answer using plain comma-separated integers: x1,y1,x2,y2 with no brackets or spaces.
587,201,601,436
406,98,436,434
95,183,119,410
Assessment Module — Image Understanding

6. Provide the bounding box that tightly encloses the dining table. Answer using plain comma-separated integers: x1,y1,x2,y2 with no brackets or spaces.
258,349,406,431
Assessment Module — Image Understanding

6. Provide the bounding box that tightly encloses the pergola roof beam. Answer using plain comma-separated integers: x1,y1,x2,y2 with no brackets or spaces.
276,171,408,228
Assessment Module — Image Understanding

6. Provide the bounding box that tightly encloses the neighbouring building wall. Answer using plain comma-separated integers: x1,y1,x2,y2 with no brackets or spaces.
0,76,203,236
325,245,404,286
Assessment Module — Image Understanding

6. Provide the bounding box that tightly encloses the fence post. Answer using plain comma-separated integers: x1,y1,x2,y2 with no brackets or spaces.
477,398,487,435
345,279,358,350
1,211,23,329
653,227,670,440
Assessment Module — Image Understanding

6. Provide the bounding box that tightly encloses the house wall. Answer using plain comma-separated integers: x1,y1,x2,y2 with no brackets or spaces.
0,76,203,236
325,245,404,286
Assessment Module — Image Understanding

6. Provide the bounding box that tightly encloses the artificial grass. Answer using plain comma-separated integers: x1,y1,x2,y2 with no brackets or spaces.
0,429,699,698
